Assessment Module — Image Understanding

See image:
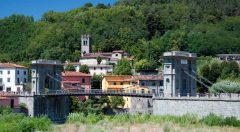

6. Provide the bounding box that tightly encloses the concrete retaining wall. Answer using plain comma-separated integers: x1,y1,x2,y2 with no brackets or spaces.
153,95,240,118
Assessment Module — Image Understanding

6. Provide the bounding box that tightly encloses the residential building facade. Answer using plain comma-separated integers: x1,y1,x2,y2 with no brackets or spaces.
102,75,163,109
132,75,164,95
0,63,28,92
61,71,91,91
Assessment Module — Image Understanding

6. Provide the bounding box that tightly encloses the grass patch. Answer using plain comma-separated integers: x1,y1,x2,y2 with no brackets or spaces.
67,113,240,128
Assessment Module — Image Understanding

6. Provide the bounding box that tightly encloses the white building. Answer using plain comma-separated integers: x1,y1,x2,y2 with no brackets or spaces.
0,63,28,92
64,62,113,76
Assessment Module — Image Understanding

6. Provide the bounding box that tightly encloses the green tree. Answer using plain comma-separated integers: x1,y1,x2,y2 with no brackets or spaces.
69,96,80,112
113,59,132,75
96,3,107,9
65,64,76,71
84,3,93,7
91,74,102,89
80,65,90,74
96,56,102,64
99,96,110,106
134,59,157,71
110,96,125,108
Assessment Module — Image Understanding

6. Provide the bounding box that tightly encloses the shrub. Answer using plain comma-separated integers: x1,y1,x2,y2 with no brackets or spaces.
201,113,225,126
0,112,52,131
209,80,240,93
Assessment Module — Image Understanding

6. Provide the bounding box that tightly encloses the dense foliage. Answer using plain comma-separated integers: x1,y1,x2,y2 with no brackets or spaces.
0,107,52,131
197,58,240,92
65,64,76,71
1,0,240,63
210,80,240,93
79,64,90,73
113,59,132,75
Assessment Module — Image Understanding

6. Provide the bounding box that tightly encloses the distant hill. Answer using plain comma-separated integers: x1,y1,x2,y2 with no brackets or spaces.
0,0,240,63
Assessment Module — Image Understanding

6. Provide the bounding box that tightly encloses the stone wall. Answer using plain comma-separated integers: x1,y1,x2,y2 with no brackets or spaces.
153,94,240,118
129,97,153,114
19,96,34,116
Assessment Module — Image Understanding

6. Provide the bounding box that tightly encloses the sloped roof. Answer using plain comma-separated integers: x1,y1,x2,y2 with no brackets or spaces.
62,71,91,77
0,63,27,68
133,74,163,81
103,75,132,82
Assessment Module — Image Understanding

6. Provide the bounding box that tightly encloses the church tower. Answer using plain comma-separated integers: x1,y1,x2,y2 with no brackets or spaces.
81,35,90,57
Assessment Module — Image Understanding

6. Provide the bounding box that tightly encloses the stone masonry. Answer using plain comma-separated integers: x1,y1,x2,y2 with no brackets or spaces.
153,94,240,118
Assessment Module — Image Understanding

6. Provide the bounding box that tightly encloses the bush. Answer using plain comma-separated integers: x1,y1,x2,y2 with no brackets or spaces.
0,112,52,131
209,80,240,93
201,113,225,126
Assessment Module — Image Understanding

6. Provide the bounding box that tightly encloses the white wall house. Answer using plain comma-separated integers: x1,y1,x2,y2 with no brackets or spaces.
0,63,28,92
64,62,113,76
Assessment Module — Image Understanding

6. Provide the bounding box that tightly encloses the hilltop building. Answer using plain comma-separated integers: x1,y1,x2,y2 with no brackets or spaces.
0,63,28,92
65,35,133,75
216,54,240,64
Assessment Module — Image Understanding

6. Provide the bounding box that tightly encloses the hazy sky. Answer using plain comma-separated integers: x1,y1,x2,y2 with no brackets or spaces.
0,0,116,20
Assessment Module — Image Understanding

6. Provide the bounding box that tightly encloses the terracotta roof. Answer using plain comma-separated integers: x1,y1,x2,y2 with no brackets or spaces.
62,71,91,77
133,74,163,81
82,53,112,59
0,63,27,68
103,75,132,82
113,50,124,53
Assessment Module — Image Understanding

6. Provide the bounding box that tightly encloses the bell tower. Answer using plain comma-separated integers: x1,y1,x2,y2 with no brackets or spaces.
81,35,90,57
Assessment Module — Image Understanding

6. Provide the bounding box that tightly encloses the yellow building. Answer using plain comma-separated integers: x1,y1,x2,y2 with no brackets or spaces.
102,75,150,109
102,75,132,91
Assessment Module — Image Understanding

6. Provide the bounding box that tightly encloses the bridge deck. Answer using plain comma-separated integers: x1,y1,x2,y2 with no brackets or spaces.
0,90,153,98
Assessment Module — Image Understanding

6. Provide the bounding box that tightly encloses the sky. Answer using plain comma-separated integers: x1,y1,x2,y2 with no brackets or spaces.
0,0,116,20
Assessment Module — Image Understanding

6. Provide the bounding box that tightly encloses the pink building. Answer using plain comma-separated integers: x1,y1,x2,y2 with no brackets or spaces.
61,71,91,92
0,97,19,108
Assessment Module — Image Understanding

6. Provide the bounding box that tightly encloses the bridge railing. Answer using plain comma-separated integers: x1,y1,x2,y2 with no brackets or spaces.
37,89,153,96
0,91,34,96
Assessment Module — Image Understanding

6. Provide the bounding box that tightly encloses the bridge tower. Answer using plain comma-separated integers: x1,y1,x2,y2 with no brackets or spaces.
163,51,197,97
20,60,69,123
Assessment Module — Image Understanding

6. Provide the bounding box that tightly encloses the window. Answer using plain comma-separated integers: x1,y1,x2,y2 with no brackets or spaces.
94,67,96,70
32,80,35,84
8,70,10,74
24,71,27,75
113,82,116,85
7,78,10,82
24,78,27,83
0,78,2,83
17,87,20,92
152,89,156,94
115,54,118,56
152,82,156,86
101,67,103,70
166,78,170,83
0,71,2,74
141,89,145,94
17,70,19,74
0,86,3,91
82,78,85,83
120,82,123,85
141,82,145,86
17,78,20,84
6,87,11,92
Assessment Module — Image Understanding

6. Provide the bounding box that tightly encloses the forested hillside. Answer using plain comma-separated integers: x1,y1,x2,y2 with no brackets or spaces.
0,0,240,63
